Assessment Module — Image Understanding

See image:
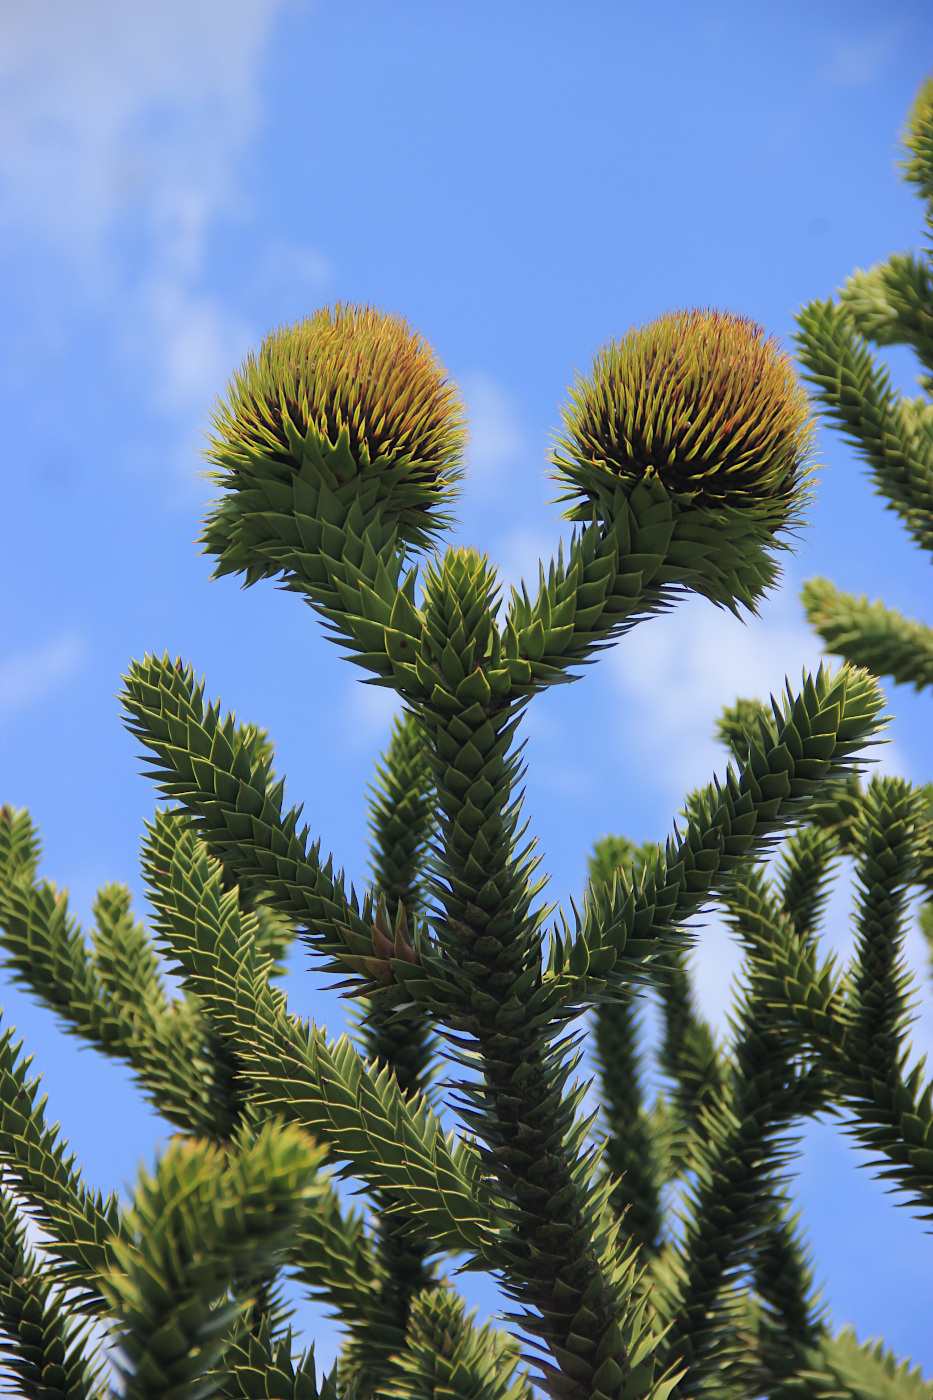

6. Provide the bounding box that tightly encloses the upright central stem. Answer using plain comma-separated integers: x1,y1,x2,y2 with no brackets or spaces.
429,693,634,1399
413,545,644,1400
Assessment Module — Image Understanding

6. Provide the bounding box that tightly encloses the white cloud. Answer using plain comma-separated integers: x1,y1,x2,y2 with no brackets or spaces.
460,372,524,483
687,870,933,1076
0,0,284,257
342,680,401,753
0,0,327,470
606,579,911,796
494,525,556,601
252,240,335,318
601,574,931,1061
135,275,253,417
683,905,933,1094
685,913,746,1037
817,31,901,91
609,583,828,794
0,633,86,721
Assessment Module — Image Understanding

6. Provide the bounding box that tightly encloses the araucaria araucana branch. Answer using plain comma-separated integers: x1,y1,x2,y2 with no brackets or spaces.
3,85,933,1399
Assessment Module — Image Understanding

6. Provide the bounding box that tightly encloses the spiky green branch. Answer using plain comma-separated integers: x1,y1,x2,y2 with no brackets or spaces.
1,174,931,1399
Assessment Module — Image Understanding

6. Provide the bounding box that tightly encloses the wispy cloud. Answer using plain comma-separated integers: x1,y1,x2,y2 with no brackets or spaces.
494,525,557,599
251,240,335,323
0,0,284,257
683,896,933,1076
0,0,325,472
817,31,901,91
609,584,827,795
607,581,907,799
133,276,253,418
608,579,929,1052
688,875,933,1080
0,632,86,721
341,680,401,754
685,914,745,1037
460,372,525,485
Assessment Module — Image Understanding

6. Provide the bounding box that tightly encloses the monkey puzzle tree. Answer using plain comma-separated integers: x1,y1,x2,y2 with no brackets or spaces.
794,74,933,962
0,297,930,1400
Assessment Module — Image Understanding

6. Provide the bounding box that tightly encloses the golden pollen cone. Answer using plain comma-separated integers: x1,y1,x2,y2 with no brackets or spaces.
212,302,466,483
553,308,813,528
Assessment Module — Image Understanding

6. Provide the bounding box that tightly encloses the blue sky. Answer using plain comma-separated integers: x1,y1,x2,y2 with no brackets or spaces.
1,0,932,1378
